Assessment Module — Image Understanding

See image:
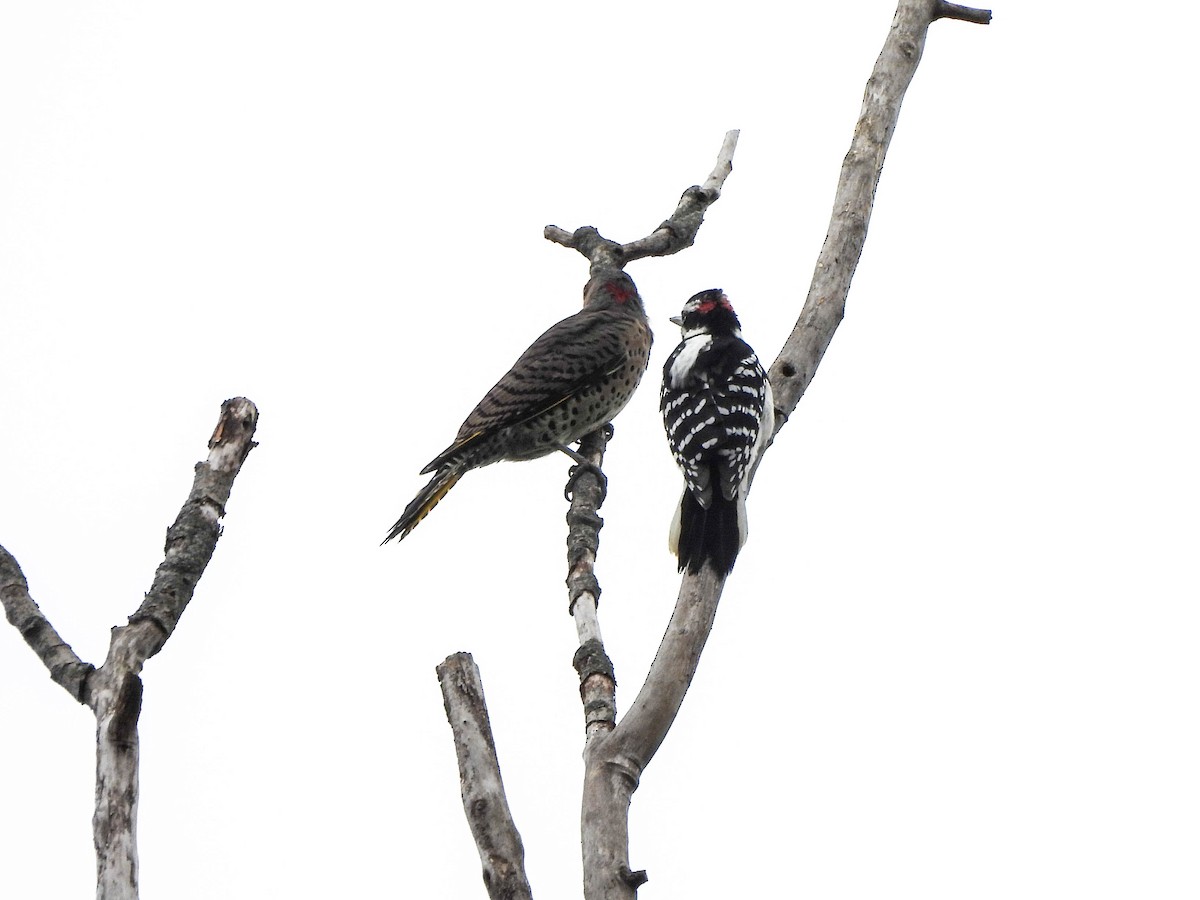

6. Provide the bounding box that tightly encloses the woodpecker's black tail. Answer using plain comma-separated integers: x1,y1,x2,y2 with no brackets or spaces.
669,489,746,576
383,466,465,544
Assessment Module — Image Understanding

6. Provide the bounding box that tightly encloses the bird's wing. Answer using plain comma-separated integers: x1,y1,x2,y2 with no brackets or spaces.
662,336,768,504
711,344,771,501
420,309,639,472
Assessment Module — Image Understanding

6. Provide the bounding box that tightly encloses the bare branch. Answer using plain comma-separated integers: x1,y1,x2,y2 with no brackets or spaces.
565,427,618,742
99,397,259,678
767,1,989,423
4,399,259,900
573,635,617,742
88,397,256,900
544,129,740,275
565,428,609,620
2,399,259,715
0,545,95,703
551,134,743,742
580,744,641,900
437,653,533,900
608,569,724,768
702,129,740,194
934,1,992,24
543,132,748,897
439,129,740,900
579,568,725,900
578,4,990,898
93,671,142,900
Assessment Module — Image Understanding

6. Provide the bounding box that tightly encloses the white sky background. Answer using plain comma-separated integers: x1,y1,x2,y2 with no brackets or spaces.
1,1,1197,897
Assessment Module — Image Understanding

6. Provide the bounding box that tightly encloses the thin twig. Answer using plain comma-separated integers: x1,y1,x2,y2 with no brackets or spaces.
934,1,992,24
566,428,617,742
545,129,740,275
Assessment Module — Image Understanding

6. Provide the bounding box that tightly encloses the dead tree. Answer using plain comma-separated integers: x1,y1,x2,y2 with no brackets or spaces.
434,2,992,899
0,398,259,900
2,3,990,898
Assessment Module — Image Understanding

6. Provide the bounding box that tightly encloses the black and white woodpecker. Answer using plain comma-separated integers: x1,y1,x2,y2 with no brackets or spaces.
384,270,653,544
660,289,774,575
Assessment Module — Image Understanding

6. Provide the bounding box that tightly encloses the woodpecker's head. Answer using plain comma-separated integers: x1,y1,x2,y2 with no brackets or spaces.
583,270,646,316
671,289,741,337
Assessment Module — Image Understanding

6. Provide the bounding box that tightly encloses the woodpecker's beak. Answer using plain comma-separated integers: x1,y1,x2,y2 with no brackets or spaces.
669,315,683,326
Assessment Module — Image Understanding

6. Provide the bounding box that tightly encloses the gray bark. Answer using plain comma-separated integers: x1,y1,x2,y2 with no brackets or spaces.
440,132,742,899
566,427,619,744
0,551,94,702
768,0,990,420
545,129,740,281
437,653,534,900
552,129,742,744
576,3,991,899
580,568,724,900
440,2,992,896
0,397,259,900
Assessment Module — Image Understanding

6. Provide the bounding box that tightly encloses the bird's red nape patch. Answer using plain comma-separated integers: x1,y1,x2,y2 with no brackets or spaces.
696,300,718,314
606,281,633,304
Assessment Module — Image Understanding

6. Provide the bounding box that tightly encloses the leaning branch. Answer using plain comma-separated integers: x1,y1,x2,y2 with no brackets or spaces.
437,653,534,900
580,3,990,898
767,0,990,423
102,397,260,675
0,546,94,702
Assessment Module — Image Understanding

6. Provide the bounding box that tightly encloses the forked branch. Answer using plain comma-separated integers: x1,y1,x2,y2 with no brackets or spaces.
441,131,744,900
1,397,259,900
545,129,739,277
550,130,743,739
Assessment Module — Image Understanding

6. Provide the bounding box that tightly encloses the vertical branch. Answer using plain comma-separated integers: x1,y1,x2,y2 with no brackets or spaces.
548,132,742,742
437,653,534,900
439,130,742,900
567,427,618,741
545,133,743,897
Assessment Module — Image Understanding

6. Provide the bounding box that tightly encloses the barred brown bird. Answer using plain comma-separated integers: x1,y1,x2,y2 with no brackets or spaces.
384,270,653,543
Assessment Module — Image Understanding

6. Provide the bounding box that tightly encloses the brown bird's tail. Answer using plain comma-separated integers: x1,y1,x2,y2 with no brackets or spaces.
383,466,465,544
